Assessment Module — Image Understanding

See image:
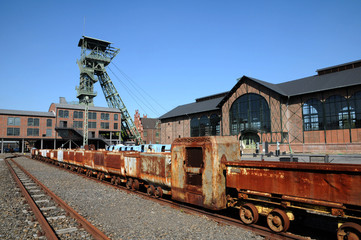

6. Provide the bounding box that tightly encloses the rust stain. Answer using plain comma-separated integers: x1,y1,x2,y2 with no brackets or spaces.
225,161,361,206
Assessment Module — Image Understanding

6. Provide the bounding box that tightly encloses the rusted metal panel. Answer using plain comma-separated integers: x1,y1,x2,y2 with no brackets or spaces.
93,151,107,172
124,152,140,178
104,152,124,175
63,151,69,163
74,150,85,166
171,136,240,210
83,150,94,169
67,150,75,165
139,152,172,188
225,160,361,207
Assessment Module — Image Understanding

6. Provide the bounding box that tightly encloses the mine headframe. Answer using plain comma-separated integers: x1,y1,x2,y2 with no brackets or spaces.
77,36,143,144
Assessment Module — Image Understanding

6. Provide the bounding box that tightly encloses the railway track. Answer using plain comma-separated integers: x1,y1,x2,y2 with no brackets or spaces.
5,155,110,240
27,154,317,240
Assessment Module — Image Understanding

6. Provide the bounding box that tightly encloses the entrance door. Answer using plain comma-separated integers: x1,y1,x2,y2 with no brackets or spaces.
241,132,260,149
184,147,204,206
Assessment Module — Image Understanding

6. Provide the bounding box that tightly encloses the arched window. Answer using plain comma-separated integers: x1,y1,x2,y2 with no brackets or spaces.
199,115,210,136
210,114,220,136
229,93,271,135
190,117,199,137
349,91,361,128
324,95,350,129
302,99,324,131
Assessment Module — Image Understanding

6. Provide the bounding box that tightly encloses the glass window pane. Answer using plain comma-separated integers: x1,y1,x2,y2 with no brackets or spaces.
7,117,14,125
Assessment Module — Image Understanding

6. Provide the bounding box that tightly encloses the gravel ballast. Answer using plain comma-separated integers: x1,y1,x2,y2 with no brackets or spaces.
10,156,263,240
0,155,42,239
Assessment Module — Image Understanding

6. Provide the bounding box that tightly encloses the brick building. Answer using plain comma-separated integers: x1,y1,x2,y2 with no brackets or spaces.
0,98,122,153
159,59,361,154
134,110,161,144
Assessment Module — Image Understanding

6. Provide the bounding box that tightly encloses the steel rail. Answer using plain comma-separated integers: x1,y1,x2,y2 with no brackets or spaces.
5,158,59,240
10,158,111,240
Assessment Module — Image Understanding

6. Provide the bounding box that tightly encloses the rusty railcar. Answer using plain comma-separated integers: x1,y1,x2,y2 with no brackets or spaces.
103,151,172,195
138,152,172,196
171,136,240,210
30,135,361,238
225,160,361,234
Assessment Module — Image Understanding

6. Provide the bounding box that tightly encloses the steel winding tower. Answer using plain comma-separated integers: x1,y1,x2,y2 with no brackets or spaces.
77,36,143,144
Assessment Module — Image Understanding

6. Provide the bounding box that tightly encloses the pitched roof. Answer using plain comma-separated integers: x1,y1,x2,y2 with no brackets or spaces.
141,118,159,129
159,96,222,120
162,60,361,120
277,66,361,96
0,109,55,117
218,66,361,107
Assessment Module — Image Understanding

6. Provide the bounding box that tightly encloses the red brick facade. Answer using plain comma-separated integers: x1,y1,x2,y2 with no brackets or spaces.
0,102,122,152
134,110,161,144
160,61,361,154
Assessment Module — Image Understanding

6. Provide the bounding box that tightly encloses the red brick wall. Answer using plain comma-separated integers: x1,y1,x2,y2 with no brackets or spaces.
0,114,55,139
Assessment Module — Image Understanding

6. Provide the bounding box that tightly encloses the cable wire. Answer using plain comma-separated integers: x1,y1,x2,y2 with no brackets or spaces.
108,67,161,116
111,62,168,113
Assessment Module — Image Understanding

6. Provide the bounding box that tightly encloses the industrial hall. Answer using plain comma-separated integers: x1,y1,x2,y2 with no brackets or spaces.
159,59,361,154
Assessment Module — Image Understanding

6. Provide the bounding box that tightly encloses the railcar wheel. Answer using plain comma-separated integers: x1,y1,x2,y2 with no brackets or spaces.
115,177,121,186
147,185,155,196
240,203,259,225
267,209,290,233
132,179,139,190
154,187,163,198
126,178,133,189
337,222,361,240
111,176,115,185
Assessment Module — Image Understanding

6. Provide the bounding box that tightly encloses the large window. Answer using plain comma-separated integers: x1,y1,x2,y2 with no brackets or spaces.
324,95,351,130
229,93,271,135
46,129,52,137
8,117,20,126
303,99,324,131
58,110,69,118
199,115,210,136
89,112,97,120
27,128,39,136
101,122,109,129
73,121,83,129
190,118,200,137
73,111,83,119
89,122,97,128
303,93,361,131
47,119,52,127
7,128,20,136
190,114,220,137
210,114,220,136
114,114,118,120
28,118,39,127
101,113,110,120
349,91,361,128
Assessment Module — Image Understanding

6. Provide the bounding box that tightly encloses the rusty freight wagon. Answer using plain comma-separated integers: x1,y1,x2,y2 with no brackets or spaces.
224,159,361,236
31,136,361,238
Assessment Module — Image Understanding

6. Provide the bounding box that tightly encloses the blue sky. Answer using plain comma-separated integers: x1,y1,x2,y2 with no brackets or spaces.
1,1,361,118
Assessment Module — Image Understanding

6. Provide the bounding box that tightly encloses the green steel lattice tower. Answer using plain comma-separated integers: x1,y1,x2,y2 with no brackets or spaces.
77,36,143,145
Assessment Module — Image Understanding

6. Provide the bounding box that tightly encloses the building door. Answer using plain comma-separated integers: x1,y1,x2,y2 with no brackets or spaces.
240,132,260,149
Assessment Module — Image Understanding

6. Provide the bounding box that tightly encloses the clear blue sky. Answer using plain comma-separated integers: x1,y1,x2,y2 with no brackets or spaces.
1,1,361,118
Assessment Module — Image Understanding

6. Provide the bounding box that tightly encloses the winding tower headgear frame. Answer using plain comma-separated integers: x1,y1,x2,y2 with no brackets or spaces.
77,36,143,145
